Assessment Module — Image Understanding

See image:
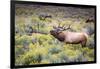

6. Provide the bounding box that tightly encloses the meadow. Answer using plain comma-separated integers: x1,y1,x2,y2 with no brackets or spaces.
15,4,95,65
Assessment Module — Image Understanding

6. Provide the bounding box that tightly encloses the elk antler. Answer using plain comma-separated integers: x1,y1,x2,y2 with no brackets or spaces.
53,23,61,29
62,24,71,31
53,23,72,31
58,23,61,28
67,24,71,29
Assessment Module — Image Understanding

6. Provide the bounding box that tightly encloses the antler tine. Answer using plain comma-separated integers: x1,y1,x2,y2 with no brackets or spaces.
62,24,71,30
58,23,61,28
68,24,71,28
67,24,71,29
62,24,67,30
60,24,66,29
62,24,65,28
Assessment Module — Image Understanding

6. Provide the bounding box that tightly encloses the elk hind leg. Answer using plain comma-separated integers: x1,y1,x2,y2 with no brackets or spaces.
81,41,86,48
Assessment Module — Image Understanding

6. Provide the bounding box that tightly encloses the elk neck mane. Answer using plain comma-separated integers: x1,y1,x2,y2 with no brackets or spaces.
55,32,65,42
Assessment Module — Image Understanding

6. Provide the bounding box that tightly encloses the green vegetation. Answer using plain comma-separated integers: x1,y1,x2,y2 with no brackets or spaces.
15,4,95,65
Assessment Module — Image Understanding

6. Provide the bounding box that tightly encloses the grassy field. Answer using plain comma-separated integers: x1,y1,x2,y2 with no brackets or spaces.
15,4,95,65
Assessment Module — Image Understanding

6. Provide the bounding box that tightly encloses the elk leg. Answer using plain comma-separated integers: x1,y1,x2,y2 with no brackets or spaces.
81,41,86,47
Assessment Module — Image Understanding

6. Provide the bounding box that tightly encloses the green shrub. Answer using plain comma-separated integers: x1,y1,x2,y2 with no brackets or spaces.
15,35,32,46
49,46,62,54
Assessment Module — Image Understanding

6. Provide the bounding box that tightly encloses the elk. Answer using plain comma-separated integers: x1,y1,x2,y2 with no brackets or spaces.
86,17,94,23
50,24,88,47
39,13,52,20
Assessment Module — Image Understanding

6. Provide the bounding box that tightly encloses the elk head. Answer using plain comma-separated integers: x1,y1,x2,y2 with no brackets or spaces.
50,23,71,42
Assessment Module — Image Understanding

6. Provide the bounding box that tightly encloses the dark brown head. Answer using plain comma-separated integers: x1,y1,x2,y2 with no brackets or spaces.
50,24,71,39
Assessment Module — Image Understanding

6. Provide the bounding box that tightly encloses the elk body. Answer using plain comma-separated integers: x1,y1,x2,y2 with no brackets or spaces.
39,13,52,20
86,17,94,23
50,24,88,47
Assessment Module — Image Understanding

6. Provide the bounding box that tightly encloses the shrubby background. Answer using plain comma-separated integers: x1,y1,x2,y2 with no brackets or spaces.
15,4,95,65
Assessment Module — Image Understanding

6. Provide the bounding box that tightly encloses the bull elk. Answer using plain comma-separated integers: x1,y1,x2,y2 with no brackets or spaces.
86,17,94,23
50,24,88,47
39,13,52,20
